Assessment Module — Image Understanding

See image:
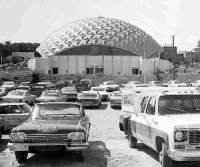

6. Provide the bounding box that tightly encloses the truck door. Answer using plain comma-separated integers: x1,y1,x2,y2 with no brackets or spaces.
142,96,156,144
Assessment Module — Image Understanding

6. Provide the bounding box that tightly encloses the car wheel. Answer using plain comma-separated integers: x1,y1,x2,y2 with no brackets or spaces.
76,151,84,161
159,143,173,167
128,136,137,148
15,151,28,163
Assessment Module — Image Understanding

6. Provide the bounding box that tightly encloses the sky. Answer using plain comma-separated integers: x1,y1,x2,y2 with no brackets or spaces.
0,0,200,52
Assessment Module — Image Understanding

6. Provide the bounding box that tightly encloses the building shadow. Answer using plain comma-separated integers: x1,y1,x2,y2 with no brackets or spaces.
18,141,110,167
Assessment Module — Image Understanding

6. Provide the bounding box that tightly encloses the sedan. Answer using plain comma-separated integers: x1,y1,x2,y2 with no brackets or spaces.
35,89,66,103
77,91,101,108
0,103,31,130
1,90,37,105
90,87,109,101
61,87,78,101
110,91,122,108
164,80,188,87
7,102,90,162
190,80,200,87
1,81,16,91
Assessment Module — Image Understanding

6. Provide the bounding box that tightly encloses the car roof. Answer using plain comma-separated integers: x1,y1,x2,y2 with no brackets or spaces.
35,102,82,106
0,102,27,106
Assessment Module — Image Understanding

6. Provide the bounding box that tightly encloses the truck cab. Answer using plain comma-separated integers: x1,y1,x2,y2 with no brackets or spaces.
119,87,200,167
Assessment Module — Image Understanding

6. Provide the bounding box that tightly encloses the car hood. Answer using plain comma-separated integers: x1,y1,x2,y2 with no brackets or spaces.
12,118,86,133
156,114,200,128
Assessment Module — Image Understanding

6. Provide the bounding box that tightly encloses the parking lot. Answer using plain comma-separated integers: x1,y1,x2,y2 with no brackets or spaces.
0,100,165,167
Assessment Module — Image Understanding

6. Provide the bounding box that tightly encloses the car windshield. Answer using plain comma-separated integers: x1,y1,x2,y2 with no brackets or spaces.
91,88,105,91
20,83,30,86
31,104,80,120
3,82,13,85
62,87,75,93
105,81,115,85
80,80,90,84
8,90,24,96
79,93,97,98
32,85,45,89
158,95,200,115
174,81,182,84
113,92,121,97
42,90,60,97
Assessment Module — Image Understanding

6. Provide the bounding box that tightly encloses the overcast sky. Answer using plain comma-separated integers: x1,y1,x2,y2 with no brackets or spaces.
0,0,199,52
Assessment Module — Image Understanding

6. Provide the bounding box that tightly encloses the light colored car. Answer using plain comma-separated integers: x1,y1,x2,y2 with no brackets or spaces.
1,89,37,105
0,103,31,130
190,80,200,87
122,81,142,88
61,87,78,101
77,91,101,108
164,80,188,87
1,81,16,91
110,91,122,108
36,89,66,103
90,87,109,101
37,81,55,88
148,81,162,85
16,82,31,90
99,81,119,92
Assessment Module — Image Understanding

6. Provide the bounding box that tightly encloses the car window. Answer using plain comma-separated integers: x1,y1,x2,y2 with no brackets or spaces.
19,104,31,113
141,96,149,113
0,105,22,114
146,97,156,115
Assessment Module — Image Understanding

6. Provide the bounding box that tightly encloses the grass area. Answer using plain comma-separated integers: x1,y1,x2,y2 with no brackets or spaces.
0,66,199,86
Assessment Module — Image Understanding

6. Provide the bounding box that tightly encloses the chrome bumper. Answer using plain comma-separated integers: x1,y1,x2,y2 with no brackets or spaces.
7,142,89,152
168,149,200,161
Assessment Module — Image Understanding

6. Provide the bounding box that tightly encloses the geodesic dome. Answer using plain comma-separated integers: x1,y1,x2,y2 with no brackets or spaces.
36,16,162,58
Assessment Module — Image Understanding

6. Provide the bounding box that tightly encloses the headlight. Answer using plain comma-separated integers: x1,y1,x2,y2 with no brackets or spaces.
174,130,188,142
10,132,27,142
68,132,85,142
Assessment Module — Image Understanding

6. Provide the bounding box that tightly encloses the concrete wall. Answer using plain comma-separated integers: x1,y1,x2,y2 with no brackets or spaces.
31,55,172,75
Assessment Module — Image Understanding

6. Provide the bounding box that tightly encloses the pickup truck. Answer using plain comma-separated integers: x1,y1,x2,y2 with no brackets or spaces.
99,81,119,92
119,88,200,167
75,79,94,92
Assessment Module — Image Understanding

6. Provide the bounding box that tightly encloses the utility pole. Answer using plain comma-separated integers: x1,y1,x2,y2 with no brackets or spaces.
172,35,175,47
172,35,176,80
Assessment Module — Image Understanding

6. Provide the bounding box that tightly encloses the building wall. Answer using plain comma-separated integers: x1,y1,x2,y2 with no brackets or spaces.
31,55,171,75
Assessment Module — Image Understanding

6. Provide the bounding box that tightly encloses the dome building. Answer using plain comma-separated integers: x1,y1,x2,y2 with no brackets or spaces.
33,16,170,75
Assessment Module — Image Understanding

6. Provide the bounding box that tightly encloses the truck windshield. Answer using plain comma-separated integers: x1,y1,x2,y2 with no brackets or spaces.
158,95,200,115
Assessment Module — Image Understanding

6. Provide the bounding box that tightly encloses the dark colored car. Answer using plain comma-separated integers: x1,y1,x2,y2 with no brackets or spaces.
7,102,90,163
29,84,47,97
75,79,94,92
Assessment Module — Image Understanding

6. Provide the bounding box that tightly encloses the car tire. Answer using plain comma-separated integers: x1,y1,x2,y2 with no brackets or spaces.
159,143,173,167
76,151,84,161
128,136,137,148
15,151,28,163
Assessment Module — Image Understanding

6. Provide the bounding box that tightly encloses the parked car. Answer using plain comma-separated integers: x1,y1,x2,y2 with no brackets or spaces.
7,102,90,162
61,87,78,101
75,79,94,92
190,80,200,87
0,87,9,97
0,103,31,130
1,81,16,91
16,82,31,90
37,81,55,89
164,80,188,87
1,89,37,105
29,83,47,97
122,81,142,88
99,81,119,92
110,91,122,108
0,117,8,139
35,89,66,103
77,91,101,108
90,87,109,101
